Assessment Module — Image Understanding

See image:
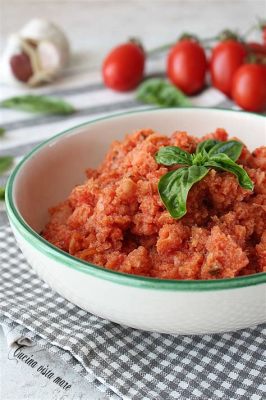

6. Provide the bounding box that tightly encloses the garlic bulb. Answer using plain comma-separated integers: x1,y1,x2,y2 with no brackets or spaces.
0,19,70,86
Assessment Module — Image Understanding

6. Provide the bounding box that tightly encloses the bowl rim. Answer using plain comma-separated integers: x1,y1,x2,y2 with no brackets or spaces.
6,107,266,291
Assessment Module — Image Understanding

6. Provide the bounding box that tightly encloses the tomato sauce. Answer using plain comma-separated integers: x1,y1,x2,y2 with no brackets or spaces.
43,129,266,279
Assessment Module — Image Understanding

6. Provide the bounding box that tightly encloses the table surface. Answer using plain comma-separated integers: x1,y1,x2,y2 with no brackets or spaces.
0,1,264,399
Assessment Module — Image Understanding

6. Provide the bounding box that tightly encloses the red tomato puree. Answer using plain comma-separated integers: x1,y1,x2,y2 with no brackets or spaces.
43,129,266,279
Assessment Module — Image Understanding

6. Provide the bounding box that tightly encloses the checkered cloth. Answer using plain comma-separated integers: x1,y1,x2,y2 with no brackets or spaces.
0,225,265,400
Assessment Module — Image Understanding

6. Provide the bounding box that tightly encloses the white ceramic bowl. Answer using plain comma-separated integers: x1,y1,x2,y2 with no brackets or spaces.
6,108,266,335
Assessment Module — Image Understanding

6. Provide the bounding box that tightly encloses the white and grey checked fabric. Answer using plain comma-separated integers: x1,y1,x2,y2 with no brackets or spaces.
0,226,265,400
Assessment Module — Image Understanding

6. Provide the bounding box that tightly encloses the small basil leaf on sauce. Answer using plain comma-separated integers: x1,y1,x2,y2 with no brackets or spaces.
0,128,5,137
136,78,192,107
205,153,254,190
208,140,243,161
0,95,75,115
158,166,209,219
155,146,192,166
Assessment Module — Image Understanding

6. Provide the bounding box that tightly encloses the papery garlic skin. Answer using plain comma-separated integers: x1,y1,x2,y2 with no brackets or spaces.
20,19,70,71
0,19,70,87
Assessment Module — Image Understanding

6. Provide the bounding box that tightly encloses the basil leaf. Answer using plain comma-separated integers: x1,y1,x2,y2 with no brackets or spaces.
0,187,5,200
196,139,219,154
155,146,192,166
205,153,254,190
0,95,75,115
208,140,243,161
158,165,209,219
0,128,5,137
136,78,192,107
0,156,13,174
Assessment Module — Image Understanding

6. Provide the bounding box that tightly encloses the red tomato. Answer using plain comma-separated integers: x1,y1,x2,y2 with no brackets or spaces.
232,64,266,112
102,42,145,91
210,40,247,96
167,39,207,95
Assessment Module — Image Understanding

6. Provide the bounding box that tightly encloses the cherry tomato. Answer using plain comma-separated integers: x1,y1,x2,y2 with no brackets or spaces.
210,40,247,96
102,42,145,91
232,64,266,112
167,39,207,95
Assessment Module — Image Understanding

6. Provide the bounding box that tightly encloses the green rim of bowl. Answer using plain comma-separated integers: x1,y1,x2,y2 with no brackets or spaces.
6,107,266,291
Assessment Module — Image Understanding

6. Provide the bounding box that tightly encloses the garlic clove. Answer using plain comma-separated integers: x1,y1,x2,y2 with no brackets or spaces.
37,40,62,72
20,38,42,75
10,52,33,82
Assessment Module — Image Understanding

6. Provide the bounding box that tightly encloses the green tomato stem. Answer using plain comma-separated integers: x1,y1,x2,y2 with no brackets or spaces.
243,18,266,38
147,42,176,56
147,35,220,57
146,24,257,57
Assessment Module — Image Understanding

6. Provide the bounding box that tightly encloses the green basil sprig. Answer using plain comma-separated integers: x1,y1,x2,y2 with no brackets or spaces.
0,95,75,115
0,128,5,137
155,139,254,219
136,78,192,107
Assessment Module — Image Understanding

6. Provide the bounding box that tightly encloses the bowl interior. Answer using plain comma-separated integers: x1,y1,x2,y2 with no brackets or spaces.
11,108,265,233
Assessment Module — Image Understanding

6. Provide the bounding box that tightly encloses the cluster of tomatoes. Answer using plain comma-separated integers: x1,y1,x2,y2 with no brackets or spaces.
102,28,266,113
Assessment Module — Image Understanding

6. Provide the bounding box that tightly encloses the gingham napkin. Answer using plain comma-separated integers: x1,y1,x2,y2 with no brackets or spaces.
0,225,265,400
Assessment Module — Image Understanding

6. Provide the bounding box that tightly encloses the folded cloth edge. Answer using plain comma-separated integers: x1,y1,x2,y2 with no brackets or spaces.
0,314,121,400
